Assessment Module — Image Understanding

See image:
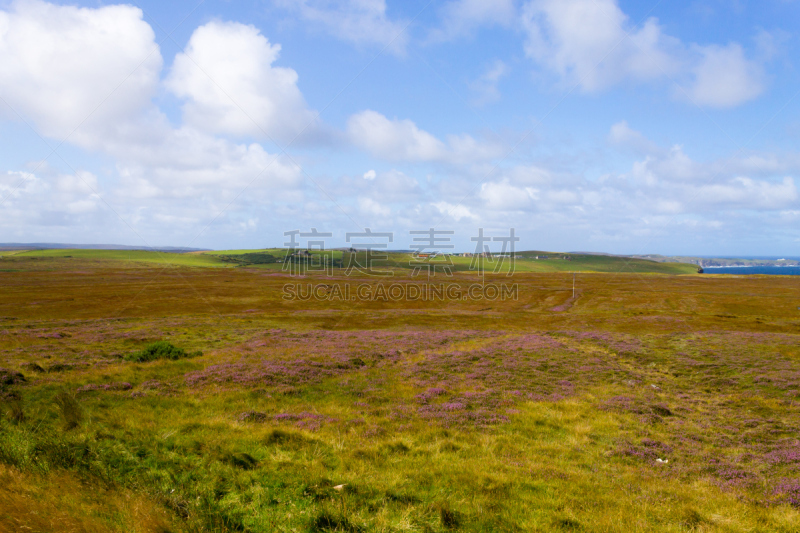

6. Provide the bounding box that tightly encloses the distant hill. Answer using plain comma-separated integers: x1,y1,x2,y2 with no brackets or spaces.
0,243,209,253
0,247,702,274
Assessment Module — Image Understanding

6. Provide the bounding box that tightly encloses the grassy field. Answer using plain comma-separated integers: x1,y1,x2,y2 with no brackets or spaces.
1,248,231,268
1,256,798,532
0,248,700,275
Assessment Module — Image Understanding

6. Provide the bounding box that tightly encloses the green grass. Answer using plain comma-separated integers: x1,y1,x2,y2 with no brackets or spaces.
1,248,700,274
8,248,230,267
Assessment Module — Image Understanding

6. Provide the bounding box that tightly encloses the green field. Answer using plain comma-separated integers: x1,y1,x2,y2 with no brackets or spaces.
2,248,230,268
0,248,700,274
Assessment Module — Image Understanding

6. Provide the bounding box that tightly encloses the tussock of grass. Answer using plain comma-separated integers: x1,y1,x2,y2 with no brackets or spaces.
265,428,314,446
222,451,259,470
53,391,83,430
433,500,461,529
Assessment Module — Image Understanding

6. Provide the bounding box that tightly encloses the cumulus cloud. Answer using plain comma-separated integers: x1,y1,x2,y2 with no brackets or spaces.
479,179,539,210
347,110,504,163
465,123,799,227
166,21,317,141
0,0,161,146
114,127,302,199
520,0,765,107
274,0,408,54
682,43,764,108
0,167,105,233
0,1,309,241
432,201,478,222
521,0,680,91
693,177,796,210
348,110,446,161
0,170,46,201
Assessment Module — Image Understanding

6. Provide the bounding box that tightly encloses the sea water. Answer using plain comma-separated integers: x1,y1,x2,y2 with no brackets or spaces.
703,266,800,276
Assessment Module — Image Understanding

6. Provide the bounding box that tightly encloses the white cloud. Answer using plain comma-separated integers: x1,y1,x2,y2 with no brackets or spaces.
683,43,764,108
521,0,680,91
520,0,765,107
480,179,538,210
0,167,104,231
347,110,504,163
166,21,316,141
0,2,308,240
363,169,377,180
463,124,799,227
0,0,161,146
432,201,478,222
358,197,391,217
114,127,302,199
431,0,515,41
0,170,45,200
692,176,796,210
347,110,447,161
274,0,408,54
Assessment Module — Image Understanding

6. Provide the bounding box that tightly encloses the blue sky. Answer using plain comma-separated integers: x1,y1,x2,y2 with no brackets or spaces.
1,0,798,254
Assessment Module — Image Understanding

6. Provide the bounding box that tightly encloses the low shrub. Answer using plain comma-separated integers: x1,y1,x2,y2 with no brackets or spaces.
125,341,202,363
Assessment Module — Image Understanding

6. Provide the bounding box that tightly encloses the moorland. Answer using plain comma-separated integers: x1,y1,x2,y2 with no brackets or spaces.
0,249,798,532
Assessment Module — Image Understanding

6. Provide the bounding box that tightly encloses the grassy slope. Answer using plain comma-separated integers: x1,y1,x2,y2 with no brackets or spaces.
1,261,799,532
7,248,229,267
205,249,699,275
2,248,699,274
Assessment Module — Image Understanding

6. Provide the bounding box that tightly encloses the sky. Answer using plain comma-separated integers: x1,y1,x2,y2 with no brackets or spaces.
0,0,799,254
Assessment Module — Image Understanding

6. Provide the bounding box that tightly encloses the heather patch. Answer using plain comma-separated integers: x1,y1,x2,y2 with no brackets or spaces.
242,328,492,359
618,438,673,462
763,443,800,465
562,331,642,354
711,464,759,488
773,479,800,507
76,382,133,393
185,357,363,390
